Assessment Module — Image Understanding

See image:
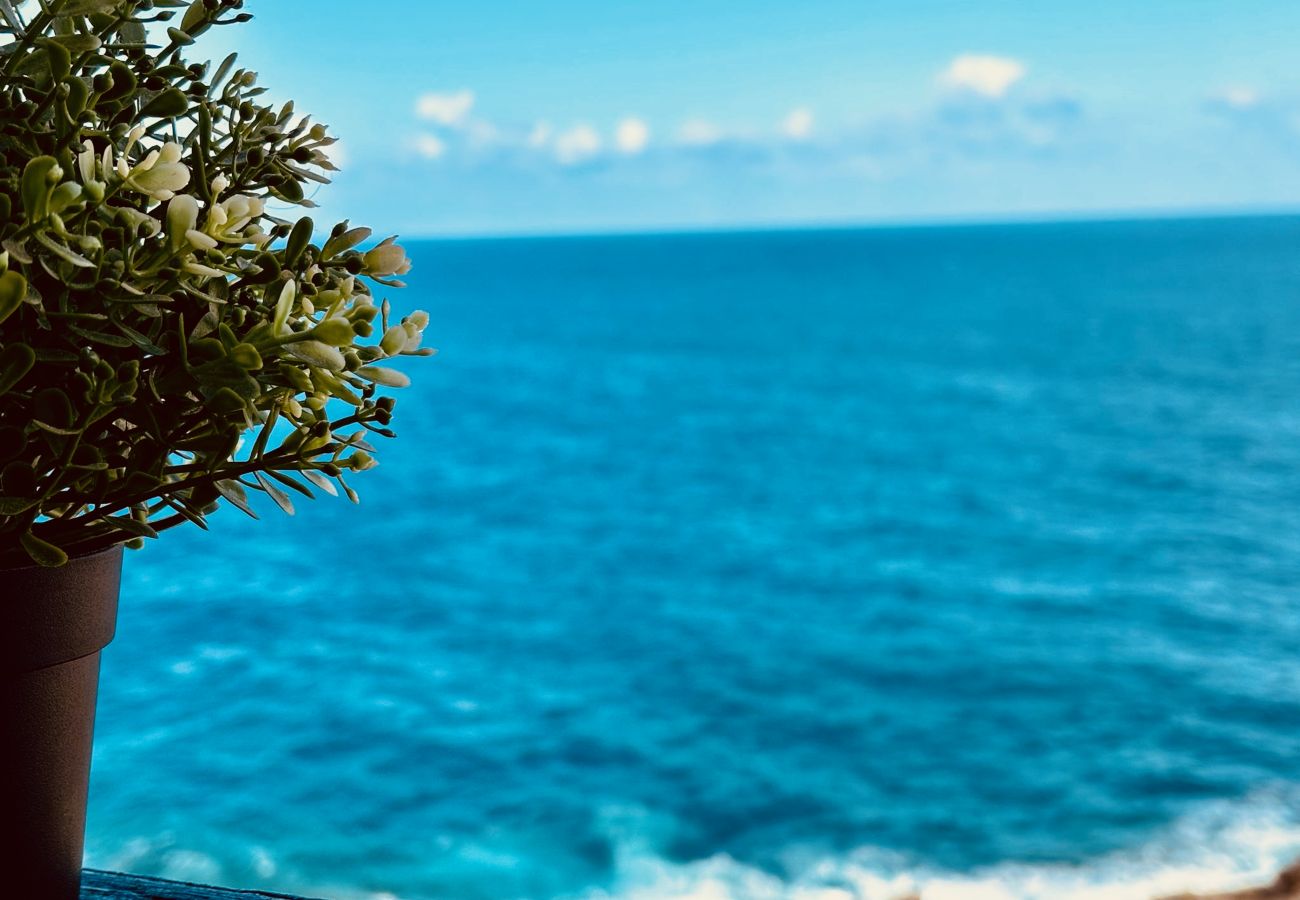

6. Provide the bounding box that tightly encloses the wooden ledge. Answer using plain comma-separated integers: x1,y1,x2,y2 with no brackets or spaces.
81,869,321,899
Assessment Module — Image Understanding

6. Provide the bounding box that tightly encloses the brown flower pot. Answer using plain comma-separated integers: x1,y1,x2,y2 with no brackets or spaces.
0,544,123,900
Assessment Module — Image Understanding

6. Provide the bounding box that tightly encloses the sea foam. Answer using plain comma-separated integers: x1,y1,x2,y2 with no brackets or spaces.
579,789,1300,900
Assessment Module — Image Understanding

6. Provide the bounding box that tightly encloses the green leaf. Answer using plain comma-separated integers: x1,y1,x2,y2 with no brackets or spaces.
30,420,82,436
206,386,247,414
2,238,31,265
20,531,67,568
50,33,103,53
0,270,27,325
229,343,262,370
55,0,120,14
117,19,147,46
63,74,90,116
34,232,95,268
106,293,172,313
165,26,195,46
20,156,59,223
162,495,209,530
140,87,189,119
301,469,338,496
0,343,35,395
253,471,295,516
193,357,259,400
273,178,305,203
0,427,27,462
67,322,133,347
322,226,371,259
286,340,345,372
271,280,295,334
0,496,37,515
210,52,238,91
33,387,73,428
112,320,166,354
214,478,258,519
37,37,71,81
15,49,53,90
166,25,196,45
285,216,314,267
100,61,136,102
267,469,314,499
312,318,354,347
1,461,35,496
33,348,79,363
181,0,207,32
97,515,158,540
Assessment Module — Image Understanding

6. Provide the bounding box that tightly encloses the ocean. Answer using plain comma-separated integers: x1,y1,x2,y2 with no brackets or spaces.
84,216,1300,899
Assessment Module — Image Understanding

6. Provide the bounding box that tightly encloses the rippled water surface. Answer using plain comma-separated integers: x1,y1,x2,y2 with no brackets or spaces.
86,217,1300,898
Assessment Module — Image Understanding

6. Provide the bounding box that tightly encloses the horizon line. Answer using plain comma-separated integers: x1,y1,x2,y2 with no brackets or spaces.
391,203,1300,243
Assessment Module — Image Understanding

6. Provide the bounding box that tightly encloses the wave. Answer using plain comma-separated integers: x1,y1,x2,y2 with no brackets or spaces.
579,788,1300,900
86,788,1300,899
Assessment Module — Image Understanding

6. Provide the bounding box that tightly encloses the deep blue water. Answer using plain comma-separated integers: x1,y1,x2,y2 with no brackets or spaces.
85,217,1300,899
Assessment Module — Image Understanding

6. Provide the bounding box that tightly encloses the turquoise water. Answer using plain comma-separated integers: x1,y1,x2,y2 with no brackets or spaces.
87,217,1300,899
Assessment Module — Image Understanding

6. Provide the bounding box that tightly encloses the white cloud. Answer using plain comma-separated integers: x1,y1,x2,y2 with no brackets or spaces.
319,138,348,169
940,54,1026,98
615,117,650,154
678,118,723,146
415,90,476,127
465,119,500,149
1213,86,1260,110
413,133,446,159
554,124,602,164
781,107,814,140
527,121,553,149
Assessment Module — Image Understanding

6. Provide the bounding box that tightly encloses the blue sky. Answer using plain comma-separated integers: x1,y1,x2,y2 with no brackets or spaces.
211,1,1300,235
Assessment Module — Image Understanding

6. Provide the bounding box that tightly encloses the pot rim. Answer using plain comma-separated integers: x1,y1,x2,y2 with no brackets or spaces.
0,543,124,674
0,541,124,575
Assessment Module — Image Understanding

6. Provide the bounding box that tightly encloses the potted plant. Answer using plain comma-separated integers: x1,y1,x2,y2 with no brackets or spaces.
0,1,431,896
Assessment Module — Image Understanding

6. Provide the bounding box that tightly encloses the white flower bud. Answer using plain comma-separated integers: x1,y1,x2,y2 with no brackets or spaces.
288,340,346,372
78,141,96,185
167,195,200,251
312,317,355,347
182,261,225,279
401,321,422,352
128,151,191,201
379,325,406,356
186,229,219,251
347,450,377,471
273,280,296,334
118,206,161,238
158,142,184,165
124,125,145,156
362,237,412,277
356,366,410,388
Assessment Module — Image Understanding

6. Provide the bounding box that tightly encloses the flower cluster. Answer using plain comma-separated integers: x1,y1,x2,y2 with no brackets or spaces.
0,0,431,566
